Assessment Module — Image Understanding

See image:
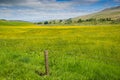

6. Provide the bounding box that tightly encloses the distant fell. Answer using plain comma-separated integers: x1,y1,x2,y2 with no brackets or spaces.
73,6,120,20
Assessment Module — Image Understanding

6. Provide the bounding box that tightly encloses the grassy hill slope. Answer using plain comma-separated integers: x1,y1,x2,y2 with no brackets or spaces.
73,6,120,20
0,19,34,26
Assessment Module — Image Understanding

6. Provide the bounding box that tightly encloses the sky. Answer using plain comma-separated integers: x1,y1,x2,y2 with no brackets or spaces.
0,0,120,22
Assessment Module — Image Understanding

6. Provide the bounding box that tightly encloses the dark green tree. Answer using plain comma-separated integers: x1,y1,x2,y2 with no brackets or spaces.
44,21,49,24
86,18,96,22
106,18,112,21
77,19,82,23
59,20,63,23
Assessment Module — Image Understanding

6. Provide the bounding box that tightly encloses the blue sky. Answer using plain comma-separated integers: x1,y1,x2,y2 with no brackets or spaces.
0,0,120,22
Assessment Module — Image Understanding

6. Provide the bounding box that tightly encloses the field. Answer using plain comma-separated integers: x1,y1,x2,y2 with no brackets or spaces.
0,25,120,80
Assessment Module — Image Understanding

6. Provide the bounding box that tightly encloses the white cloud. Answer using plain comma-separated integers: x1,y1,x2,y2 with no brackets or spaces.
0,0,102,21
0,0,99,8
0,6,90,21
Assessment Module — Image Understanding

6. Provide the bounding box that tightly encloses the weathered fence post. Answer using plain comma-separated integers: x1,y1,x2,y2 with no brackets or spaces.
44,50,49,75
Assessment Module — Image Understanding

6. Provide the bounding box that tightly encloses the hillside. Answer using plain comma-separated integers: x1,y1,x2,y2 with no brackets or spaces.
73,6,120,20
0,19,34,26
38,6,120,25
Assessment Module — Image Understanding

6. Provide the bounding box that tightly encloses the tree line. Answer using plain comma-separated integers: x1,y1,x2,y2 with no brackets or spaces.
37,18,120,25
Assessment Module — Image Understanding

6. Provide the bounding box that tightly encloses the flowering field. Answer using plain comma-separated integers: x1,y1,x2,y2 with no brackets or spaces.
0,25,120,80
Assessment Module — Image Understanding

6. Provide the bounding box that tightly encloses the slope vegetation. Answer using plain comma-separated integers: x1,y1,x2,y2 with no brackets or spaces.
73,6,120,20
0,19,34,26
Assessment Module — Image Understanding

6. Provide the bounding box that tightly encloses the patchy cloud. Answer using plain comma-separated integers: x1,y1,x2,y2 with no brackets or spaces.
0,0,98,7
0,0,119,21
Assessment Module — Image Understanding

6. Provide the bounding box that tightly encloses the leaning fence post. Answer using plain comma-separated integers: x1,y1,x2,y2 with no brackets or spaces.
44,50,49,75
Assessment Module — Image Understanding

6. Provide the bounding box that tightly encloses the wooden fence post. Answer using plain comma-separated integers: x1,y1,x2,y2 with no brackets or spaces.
44,50,49,75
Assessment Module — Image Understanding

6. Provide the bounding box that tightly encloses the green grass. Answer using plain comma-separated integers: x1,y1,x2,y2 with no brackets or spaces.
0,25,120,80
0,20,34,26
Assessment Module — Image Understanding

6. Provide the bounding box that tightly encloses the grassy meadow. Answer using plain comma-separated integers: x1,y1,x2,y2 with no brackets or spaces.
0,25,120,80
